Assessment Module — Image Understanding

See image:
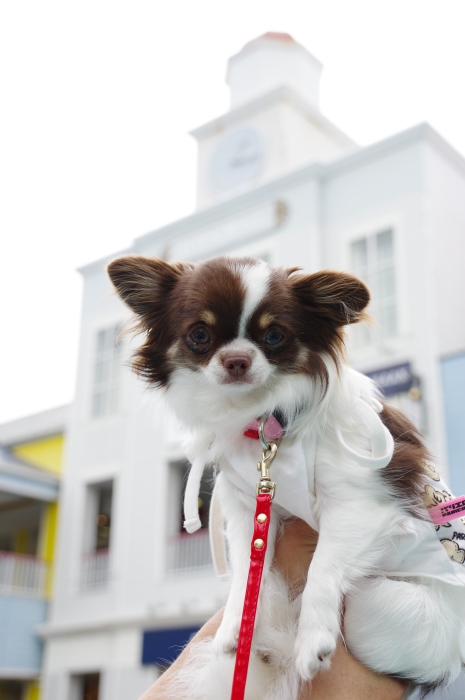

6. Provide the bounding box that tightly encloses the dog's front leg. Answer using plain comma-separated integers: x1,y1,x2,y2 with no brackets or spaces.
294,503,390,680
213,475,278,655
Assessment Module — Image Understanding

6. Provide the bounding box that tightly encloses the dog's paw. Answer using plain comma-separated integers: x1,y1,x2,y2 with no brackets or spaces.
212,617,240,656
294,627,338,680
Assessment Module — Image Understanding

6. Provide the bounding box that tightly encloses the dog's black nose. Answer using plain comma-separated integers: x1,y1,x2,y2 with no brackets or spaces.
222,353,252,378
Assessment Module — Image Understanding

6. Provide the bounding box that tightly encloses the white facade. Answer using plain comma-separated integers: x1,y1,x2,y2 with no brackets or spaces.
42,34,465,700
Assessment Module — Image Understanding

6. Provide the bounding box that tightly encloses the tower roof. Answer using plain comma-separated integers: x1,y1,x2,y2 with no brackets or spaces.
226,32,323,110
244,31,295,46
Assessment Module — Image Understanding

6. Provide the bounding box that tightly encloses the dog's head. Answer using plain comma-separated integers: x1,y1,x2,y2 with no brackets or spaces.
107,256,369,428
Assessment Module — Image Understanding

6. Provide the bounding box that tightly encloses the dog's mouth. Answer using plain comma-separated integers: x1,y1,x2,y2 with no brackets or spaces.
219,375,255,385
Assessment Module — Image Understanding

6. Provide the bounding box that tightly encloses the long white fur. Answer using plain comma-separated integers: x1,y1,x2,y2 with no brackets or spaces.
162,264,465,697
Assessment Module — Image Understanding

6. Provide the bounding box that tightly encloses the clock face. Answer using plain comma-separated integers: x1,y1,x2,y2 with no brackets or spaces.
209,127,263,193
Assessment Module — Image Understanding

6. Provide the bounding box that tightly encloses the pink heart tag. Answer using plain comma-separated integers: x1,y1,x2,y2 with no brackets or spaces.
244,415,284,441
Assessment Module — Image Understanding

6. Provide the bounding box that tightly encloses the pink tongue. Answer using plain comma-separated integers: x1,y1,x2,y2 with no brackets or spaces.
245,415,284,440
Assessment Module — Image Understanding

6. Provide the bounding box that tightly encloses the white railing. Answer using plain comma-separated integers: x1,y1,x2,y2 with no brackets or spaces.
167,530,213,574
81,549,109,590
0,551,48,596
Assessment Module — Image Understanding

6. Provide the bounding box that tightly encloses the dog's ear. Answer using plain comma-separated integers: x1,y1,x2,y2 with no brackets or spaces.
284,266,302,277
289,269,370,326
107,255,191,316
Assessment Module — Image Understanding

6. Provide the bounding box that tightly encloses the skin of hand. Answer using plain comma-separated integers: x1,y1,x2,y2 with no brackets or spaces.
139,519,408,700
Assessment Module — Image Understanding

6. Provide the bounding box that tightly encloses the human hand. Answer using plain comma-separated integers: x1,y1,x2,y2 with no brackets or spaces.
272,517,319,596
273,518,408,700
139,519,408,700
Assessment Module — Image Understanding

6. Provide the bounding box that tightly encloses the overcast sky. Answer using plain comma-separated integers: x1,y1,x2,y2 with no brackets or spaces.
1,0,464,424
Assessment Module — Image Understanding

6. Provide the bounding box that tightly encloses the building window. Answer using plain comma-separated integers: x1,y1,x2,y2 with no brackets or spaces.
0,680,23,700
0,499,49,596
91,325,122,418
175,461,213,533
350,229,397,343
94,482,113,551
70,673,100,700
441,352,465,495
81,482,113,589
166,461,213,574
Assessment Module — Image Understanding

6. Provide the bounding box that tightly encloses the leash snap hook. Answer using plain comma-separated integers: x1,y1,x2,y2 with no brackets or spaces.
258,414,272,451
257,416,278,500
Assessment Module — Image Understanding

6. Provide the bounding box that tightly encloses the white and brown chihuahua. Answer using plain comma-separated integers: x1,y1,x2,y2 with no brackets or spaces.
108,255,465,699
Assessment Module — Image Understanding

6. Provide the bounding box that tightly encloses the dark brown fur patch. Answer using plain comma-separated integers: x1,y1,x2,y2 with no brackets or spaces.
243,267,332,391
108,255,256,386
172,257,248,370
286,269,370,387
107,255,194,385
380,403,430,518
107,255,192,317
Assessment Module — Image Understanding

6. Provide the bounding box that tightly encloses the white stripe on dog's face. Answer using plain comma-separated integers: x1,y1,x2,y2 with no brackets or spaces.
238,261,271,337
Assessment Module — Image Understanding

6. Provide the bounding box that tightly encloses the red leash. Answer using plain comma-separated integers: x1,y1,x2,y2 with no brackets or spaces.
230,430,278,700
230,493,272,699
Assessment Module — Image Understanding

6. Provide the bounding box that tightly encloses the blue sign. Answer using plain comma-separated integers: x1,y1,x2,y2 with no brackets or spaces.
365,362,413,397
142,626,201,666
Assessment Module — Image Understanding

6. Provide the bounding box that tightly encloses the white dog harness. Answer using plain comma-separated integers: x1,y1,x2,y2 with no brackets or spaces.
184,397,465,586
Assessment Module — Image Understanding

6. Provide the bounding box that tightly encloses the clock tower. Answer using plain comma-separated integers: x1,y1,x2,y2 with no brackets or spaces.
191,32,356,209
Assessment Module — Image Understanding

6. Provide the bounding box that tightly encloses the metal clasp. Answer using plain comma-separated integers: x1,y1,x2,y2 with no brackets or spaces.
256,416,278,499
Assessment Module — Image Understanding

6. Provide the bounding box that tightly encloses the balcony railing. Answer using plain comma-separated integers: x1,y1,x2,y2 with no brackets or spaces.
0,551,48,596
167,530,213,574
81,549,109,590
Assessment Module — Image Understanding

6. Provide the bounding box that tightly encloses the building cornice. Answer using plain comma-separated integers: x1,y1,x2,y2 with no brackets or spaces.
422,123,465,177
37,597,224,638
0,450,60,485
77,246,132,277
0,668,39,680
189,85,355,149
0,447,59,501
320,122,465,180
133,164,322,252
0,405,68,447
81,123,465,271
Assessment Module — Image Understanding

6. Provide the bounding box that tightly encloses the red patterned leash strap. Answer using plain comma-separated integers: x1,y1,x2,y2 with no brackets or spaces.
230,425,279,700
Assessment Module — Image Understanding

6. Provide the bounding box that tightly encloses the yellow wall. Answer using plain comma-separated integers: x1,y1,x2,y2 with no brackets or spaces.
14,528,30,554
10,432,63,597
12,434,64,475
24,682,40,700
38,502,58,598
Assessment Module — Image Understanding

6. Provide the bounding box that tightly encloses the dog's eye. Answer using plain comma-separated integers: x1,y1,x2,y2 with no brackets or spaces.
185,325,212,354
263,328,284,346
190,327,210,345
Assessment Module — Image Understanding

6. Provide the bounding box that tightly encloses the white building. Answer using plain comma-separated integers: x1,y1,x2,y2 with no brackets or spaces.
41,33,465,700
